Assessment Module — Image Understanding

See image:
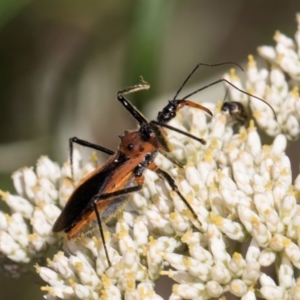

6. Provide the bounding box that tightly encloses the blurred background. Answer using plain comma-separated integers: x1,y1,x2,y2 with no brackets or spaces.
0,1,299,299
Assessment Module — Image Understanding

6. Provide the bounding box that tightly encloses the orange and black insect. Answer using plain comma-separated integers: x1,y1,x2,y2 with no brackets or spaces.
52,75,213,267
52,62,272,267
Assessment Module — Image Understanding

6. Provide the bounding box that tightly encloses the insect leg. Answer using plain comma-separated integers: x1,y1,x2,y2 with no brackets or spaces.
92,181,144,267
69,137,115,178
157,168,201,228
147,162,202,228
117,80,150,126
70,137,115,154
92,200,111,267
158,149,184,168
150,120,207,145
93,185,144,201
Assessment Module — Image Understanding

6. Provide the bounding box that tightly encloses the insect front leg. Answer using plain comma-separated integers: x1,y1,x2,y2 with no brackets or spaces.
150,120,207,145
69,137,115,179
117,79,150,126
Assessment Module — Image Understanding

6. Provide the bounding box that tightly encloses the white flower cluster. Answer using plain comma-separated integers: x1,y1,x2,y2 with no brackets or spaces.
36,112,299,300
223,13,300,140
156,106,298,299
0,150,97,276
1,12,300,300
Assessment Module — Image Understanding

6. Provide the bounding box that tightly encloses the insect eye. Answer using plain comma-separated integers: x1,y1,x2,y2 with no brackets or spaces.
221,103,229,112
144,153,152,161
127,143,134,150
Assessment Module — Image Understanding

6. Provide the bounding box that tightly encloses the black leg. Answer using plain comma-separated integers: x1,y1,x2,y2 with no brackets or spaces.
92,184,143,267
69,137,115,178
93,200,111,267
117,80,150,126
93,185,143,201
156,167,202,228
151,120,206,145
158,149,184,168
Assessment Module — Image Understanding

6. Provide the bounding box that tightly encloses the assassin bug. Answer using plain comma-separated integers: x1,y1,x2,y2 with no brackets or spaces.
52,62,273,267
52,78,212,267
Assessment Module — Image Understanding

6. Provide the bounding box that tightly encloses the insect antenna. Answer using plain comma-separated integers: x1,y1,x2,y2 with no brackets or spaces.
155,62,244,134
181,78,277,120
223,86,230,103
173,62,244,101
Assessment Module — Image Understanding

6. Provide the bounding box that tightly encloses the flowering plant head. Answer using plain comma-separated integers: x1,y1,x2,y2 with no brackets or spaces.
1,13,300,300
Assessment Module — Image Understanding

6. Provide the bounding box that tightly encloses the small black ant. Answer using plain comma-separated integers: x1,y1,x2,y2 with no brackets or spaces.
221,70,276,128
221,87,248,129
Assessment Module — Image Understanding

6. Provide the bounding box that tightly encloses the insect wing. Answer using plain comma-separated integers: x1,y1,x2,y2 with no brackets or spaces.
53,157,118,233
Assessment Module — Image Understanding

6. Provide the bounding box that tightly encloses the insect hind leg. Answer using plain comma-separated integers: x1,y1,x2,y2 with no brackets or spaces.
93,200,111,267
